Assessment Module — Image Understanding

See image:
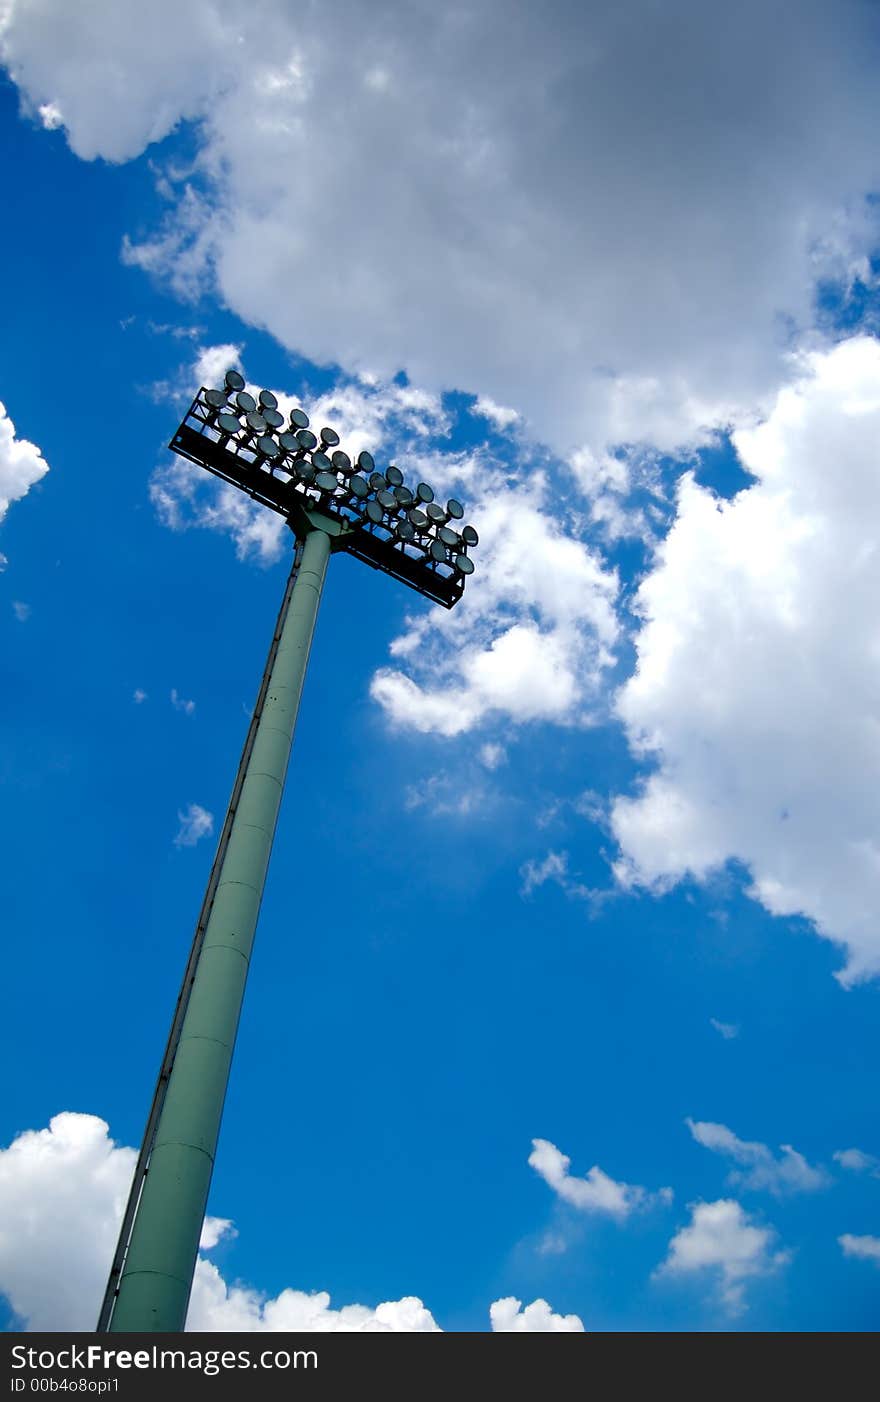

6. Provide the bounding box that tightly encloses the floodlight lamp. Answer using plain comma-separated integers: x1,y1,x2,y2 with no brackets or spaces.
315,471,339,493
396,519,416,542
331,449,352,473
263,408,284,429
224,370,245,392
296,428,318,450
246,411,268,433
438,526,459,547
290,408,310,429
310,450,331,472
357,450,375,473
446,498,464,520
217,412,242,435
257,435,280,459
393,485,413,507
205,389,227,409
377,489,398,511
258,389,279,411
349,474,369,498
364,500,383,524
415,482,434,503
426,502,446,523
461,525,479,546
235,390,257,413
369,471,387,491
279,432,300,453
385,465,404,487
408,507,429,529
429,539,448,563
455,554,475,575
320,427,340,447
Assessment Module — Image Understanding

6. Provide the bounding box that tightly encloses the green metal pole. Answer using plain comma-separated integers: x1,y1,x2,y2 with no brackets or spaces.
109,525,331,1332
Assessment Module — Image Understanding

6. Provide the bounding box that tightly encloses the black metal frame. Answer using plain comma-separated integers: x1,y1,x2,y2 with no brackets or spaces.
169,391,472,608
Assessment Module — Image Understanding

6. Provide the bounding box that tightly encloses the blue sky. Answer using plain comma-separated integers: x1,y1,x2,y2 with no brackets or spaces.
1,1,880,1334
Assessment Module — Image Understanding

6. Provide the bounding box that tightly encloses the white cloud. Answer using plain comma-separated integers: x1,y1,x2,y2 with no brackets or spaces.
132,688,147,704
612,337,880,985
489,1297,584,1333
472,396,519,431
174,802,213,848
171,687,196,715
192,342,243,392
11,600,30,622
372,472,619,736
838,1234,880,1264
478,742,506,771
520,851,570,897
657,1199,788,1314
0,1113,135,1330
37,99,62,129
709,1019,740,1041
187,1267,442,1332
686,1119,828,1195
0,1112,575,1334
404,771,490,819
149,457,289,566
198,1216,236,1251
518,851,606,911
528,1138,671,1218
4,2,879,461
833,1148,880,1178
0,400,48,527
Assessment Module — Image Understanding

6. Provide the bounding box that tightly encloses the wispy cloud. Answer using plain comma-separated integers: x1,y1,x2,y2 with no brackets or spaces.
686,1119,828,1195
132,689,148,705
174,803,213,849
833,1148,880,1178
710,1018,740,1041
839,1234,880,1264
12,601,30,622
171,688,195,716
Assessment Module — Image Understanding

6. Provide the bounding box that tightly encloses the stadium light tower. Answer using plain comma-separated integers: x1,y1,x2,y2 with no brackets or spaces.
98,372,478,1332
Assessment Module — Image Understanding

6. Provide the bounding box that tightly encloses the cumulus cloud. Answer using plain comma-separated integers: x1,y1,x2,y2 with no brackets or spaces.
0,1113,572,1334
174,802,213,848
838,1234,880,1264
529,1138,671,1218
198,1217,236,1252
489,1297,584,1333
686,1119,828,1195
0,1113,135,1330
372,469,619,736
657,1199,789,1314
4,2,879,461
833,1148,880,1178
0,399,48,529
187,1266,441,1333
612,337,880,985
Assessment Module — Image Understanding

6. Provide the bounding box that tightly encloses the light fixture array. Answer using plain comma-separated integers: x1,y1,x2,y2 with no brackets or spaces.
170,370,478,607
